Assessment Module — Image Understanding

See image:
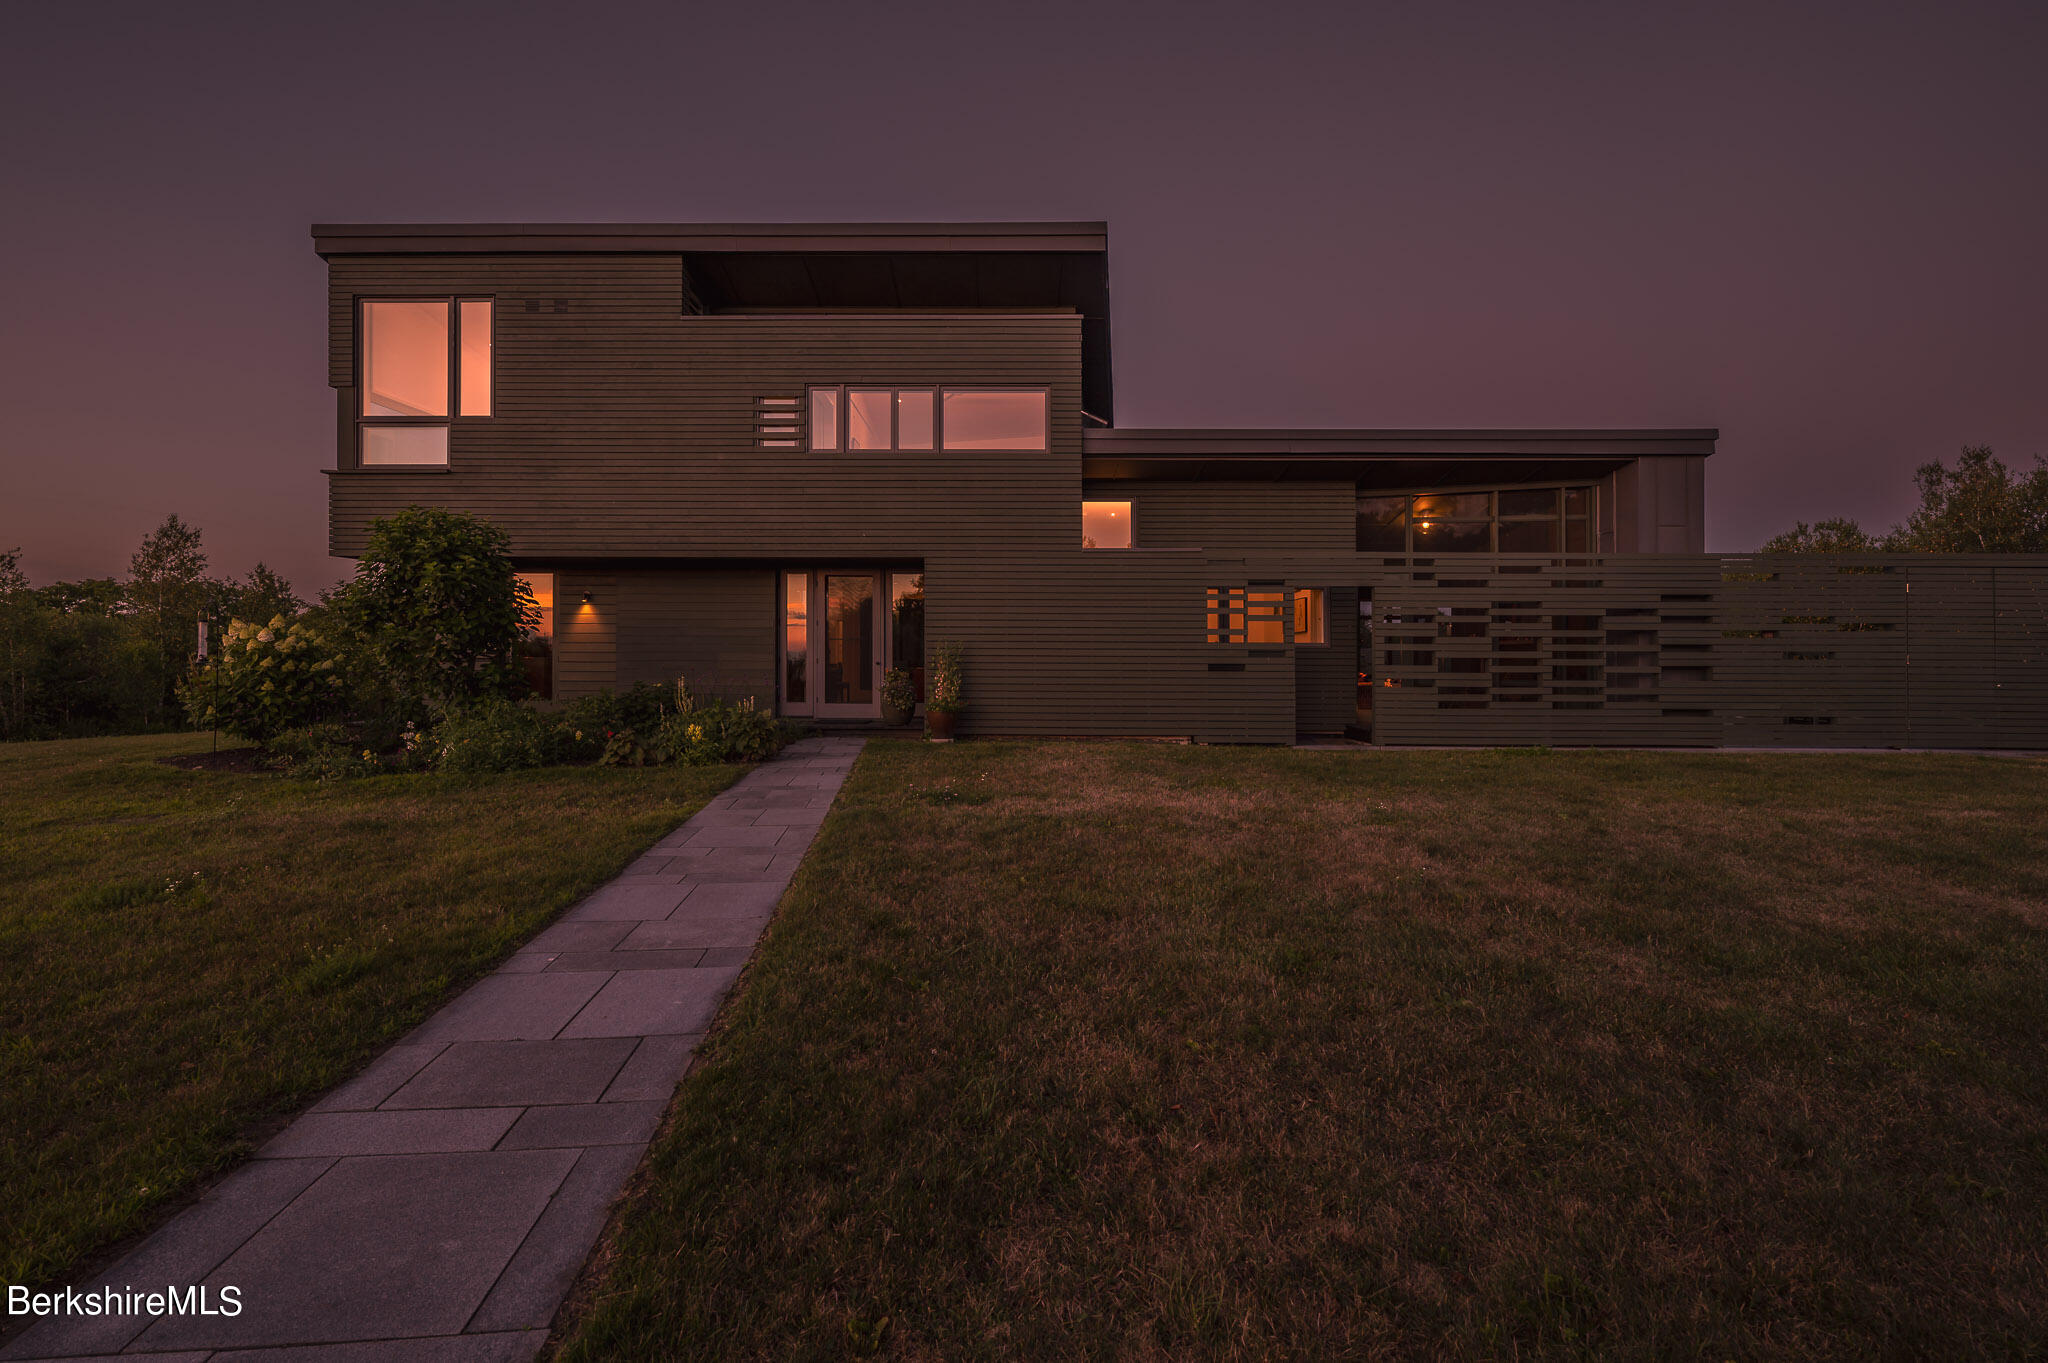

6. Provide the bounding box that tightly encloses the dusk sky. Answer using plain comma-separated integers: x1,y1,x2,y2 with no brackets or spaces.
5,0,2044,593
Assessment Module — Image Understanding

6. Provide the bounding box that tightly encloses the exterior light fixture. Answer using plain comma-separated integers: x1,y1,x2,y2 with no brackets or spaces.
580,591,593,604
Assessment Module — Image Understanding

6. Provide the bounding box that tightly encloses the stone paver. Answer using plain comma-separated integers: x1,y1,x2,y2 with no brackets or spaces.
0,735,864,1363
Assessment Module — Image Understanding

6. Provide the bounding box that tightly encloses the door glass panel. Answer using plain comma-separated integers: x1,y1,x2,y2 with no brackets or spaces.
824,575,874,704
783,574,808,705
891,572,925,701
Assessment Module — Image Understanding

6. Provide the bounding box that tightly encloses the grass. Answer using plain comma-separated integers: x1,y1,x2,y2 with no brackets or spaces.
558,741,2048,1362
0,732,740,1289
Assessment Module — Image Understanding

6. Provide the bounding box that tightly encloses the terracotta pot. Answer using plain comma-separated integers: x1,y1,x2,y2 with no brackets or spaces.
882,702,912,726
926,709,959,742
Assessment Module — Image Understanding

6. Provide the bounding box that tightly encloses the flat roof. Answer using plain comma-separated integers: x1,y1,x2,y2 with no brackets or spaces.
311,221,1108,255
1083,427,1716,482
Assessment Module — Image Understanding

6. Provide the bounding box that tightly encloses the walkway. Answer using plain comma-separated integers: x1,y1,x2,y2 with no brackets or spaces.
2,735,865,1363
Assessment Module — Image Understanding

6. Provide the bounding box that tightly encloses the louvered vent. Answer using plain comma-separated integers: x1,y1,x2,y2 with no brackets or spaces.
756,397,802,447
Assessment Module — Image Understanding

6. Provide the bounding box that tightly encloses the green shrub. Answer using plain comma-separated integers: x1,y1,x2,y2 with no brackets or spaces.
928,641,965,713
561,681,674,746
179,616,347,744
266,723,392,781
654,696,787,765
433,699,567,774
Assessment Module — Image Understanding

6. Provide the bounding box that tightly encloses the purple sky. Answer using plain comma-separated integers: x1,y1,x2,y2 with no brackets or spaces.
5,0,2044,592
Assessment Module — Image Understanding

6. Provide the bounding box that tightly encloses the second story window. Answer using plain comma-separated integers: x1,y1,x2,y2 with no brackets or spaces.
359,297,492,467
807,387,1045,452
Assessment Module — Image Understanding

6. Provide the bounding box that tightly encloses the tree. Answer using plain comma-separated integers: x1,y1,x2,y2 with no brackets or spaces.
0,549,40,738
337,508,537,719
125,514,209,719
219,562,303,625
1760,518,1882,553
1758,445,2048,553
39,578,124,615
1890,445,2048,553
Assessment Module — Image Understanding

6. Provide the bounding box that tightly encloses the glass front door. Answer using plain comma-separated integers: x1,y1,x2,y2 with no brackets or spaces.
780,568,901,719
820,574,877,715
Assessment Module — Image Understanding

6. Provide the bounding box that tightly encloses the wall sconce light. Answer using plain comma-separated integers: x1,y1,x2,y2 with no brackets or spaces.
580,592,593,605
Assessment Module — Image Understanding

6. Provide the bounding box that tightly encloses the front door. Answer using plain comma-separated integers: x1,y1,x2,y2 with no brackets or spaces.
782,570,881,719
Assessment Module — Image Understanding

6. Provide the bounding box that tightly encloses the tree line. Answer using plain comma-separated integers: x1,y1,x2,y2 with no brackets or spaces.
1762,446,2048,552
0,516,305,740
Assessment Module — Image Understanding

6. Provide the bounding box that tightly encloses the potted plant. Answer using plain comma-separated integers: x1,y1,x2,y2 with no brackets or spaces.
925,641,965,741
880,667,916,726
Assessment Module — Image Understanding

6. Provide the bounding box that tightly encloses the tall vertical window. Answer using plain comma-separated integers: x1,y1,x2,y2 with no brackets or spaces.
891,572,925,701
359,297,492,466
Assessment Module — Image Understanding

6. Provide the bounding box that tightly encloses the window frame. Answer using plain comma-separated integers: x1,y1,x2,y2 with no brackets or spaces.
1081,499,1135,550
804,385,1050,453
1355,481,1599,554
355,294,494,470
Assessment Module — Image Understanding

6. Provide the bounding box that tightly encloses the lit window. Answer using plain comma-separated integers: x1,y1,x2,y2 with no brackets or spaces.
1294,588,1326,644
896,391,934,449
1206,587,1246,643
1247,591,1287,644
809,389,839,451
1082,500,1132,549
1355,486,1597,554
458,299,492,416
358,296,491,467
362,426,449,466
941,390,1046,450
516,572,554,638
803,387,1046,451
847,390,893,450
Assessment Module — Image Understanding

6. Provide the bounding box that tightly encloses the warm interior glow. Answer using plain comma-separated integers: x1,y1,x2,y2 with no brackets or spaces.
517,571,553,638
809,389,839,451
847,390,892,450
459,299,492,416
896,391,934,449
1247,591,1287,644
942,390,1045,449
1293,587,1325,644
1081,500,1132,549
363,300,448,417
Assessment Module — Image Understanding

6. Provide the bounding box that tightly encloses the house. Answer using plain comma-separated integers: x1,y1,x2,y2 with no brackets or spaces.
314,222,2046,747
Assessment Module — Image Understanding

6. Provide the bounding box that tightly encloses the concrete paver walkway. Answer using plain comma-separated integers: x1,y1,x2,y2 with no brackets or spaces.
3,735,865,1363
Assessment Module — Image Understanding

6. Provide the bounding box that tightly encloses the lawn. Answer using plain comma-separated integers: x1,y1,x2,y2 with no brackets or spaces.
559,742,2048,1362
0,732,739,1290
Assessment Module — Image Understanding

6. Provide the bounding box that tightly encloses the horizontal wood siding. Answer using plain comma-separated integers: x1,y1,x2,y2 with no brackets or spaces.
615,567,777,702
1087,480,1354,553
924,549,1294,743
552,571,616,699
327,255,1081,561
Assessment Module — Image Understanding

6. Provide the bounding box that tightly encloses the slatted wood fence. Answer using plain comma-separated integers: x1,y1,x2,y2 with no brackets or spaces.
1359,555,2048,748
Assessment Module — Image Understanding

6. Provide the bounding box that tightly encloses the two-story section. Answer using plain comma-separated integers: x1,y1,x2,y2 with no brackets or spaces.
317,221,1714,742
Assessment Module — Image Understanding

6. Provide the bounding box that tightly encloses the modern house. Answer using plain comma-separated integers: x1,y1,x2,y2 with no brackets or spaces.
315,222,2045,747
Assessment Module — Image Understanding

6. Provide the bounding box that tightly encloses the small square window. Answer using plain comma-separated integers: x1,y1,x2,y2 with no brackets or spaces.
1082,500,1132,549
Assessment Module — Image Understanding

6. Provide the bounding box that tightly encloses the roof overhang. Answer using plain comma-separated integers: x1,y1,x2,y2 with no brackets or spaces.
1082,427,1717,481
